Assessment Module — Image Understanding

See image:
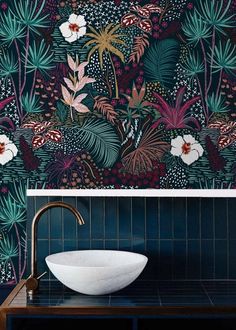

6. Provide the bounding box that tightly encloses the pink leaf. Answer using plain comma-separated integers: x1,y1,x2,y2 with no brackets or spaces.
72,93,88,107
64,78,75,92
77,76,96,91
73,103,90,113
0,117,15,132
0,96,14,111
175,86,186,110
32,135,48,150
61,85,72,105
67,54,76,71
77,61,88,79
45,129,62,143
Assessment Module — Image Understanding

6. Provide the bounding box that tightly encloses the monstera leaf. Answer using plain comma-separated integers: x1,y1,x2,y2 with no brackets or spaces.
144,38,180,89
75,118,120,168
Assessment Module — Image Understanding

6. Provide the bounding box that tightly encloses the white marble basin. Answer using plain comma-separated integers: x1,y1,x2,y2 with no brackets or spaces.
45,250,148,295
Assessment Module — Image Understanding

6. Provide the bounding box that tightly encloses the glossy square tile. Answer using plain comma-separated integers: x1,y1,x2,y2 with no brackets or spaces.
214,198,227,239
146,198,159,240
173,198,186,239
187,198,200,239
91,197,105,239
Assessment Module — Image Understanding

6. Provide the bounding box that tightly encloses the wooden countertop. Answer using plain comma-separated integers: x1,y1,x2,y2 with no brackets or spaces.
1,280,236,330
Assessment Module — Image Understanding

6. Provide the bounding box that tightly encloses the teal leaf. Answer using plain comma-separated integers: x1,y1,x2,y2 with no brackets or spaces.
74,118,120,168
143,38,180,89
56,101,68,123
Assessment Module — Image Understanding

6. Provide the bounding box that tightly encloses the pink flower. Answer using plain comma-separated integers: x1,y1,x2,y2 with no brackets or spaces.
153,32,159,39
187,3,194,9
136,76,143,84
116,69,123,76
0,2,8,10
1,186,8,193
119,98,126,105
111,99,117,106
152,16,159,23
153,24,160,31
161,21,168,28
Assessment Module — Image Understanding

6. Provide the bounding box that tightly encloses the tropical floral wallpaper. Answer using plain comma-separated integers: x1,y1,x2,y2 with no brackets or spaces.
0,0,236,283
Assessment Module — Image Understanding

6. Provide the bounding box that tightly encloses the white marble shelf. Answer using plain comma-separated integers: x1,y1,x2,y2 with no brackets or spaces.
27,189,236,198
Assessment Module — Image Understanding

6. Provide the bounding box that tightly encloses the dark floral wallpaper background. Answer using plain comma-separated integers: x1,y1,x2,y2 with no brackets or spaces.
0,0,236,283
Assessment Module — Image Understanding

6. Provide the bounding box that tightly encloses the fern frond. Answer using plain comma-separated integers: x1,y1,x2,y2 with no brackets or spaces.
94,96,117,124
74,118,120,168
129,34,149,64
122,127,169,175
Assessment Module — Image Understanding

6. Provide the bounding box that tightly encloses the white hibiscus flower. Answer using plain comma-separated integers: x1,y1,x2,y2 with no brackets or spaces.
59,14,87,43
0,135,18,166
170,134,204,165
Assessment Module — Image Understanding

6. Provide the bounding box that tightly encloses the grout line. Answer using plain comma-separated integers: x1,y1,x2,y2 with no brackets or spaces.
117,197,119,250
47,196,50,280
103,196,105,249
158,197,160,279
226,198,229,279
131,197,133,251
144,197,147,251
199,198,202,280
213,198,216,279
171,197,174,280
201,282,214,306
61,196,64,252
32,238,232,242
157,282,162,306
89,197,92,249
185,197,188,280
75,197,78,250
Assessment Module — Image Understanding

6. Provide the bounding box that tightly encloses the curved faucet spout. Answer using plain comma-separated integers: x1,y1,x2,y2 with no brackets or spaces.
27,201,85,292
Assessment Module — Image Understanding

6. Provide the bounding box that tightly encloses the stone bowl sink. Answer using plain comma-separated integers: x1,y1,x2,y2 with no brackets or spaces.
45,250,148,295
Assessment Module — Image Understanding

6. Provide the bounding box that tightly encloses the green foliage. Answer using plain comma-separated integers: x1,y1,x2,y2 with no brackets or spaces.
0,196,26,231
56,101,68,123
9,179,28,208
211,40,236,74
143,38,180,89
26,40,55,74
197,0,235,34
51,26,90,63
198,178,232,189
0,234,18,263
11,0,48,34
0,52,18,79
0,11,25,45
73,118,120,168
21,92,43,113
182,52,204,81
182,10,211,45
207,93,230,113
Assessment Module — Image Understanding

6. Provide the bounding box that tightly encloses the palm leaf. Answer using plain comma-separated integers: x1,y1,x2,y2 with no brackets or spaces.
143,38,180,89
74,118,120,168
94,96,117,124
0,196,26,231
122,127,170,175
0,234,18,263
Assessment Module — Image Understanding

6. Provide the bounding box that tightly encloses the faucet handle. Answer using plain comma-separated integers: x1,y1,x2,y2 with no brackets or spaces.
26,271,47,292
37,271,47,280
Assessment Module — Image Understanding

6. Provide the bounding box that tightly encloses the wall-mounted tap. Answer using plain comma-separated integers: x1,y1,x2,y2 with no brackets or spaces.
26,201,85,293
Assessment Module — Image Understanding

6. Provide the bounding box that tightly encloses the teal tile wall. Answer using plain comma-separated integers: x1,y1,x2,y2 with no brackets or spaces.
27,197,236,280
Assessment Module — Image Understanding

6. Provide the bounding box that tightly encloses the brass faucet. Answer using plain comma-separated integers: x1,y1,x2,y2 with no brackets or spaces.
26,201,85,293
